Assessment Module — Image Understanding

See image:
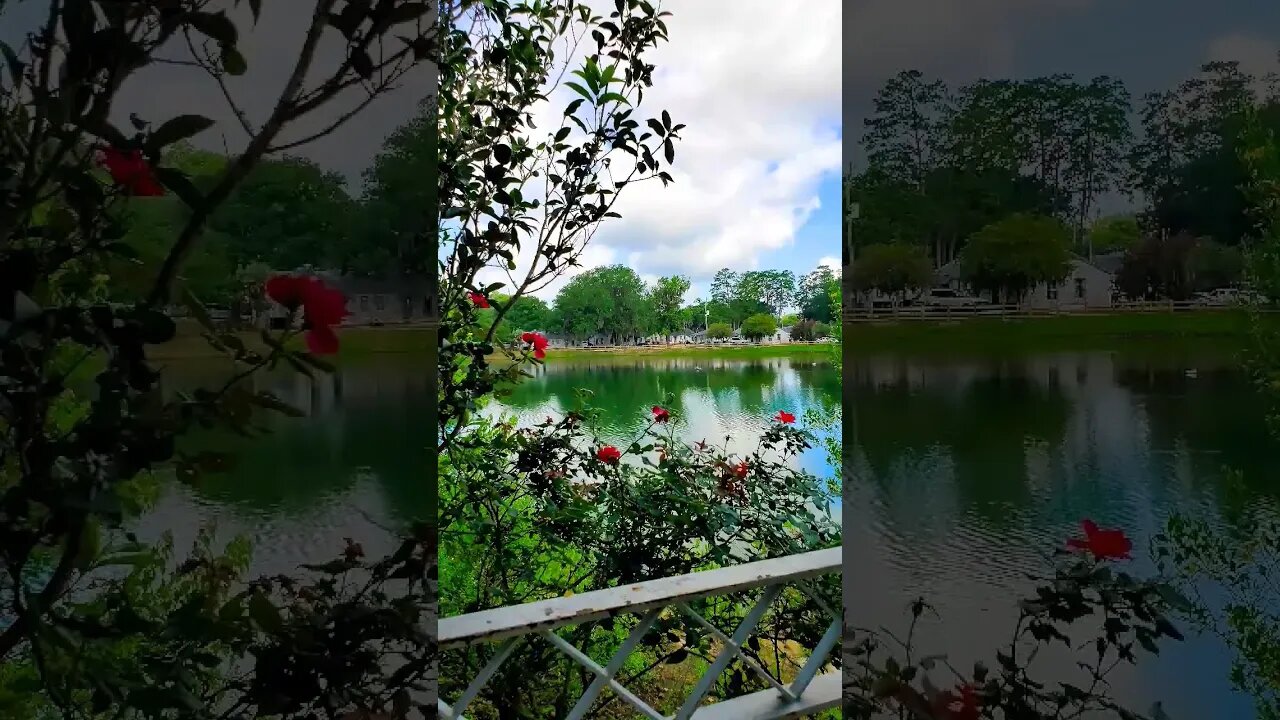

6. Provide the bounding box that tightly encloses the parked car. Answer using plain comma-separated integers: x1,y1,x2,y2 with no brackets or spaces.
926,288,984,307
1195,288,1264,306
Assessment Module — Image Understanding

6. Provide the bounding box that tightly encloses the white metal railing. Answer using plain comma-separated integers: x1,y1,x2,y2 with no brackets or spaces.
437,548,841,720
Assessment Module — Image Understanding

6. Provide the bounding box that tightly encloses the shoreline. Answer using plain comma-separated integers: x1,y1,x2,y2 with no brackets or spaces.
143,311,1271,361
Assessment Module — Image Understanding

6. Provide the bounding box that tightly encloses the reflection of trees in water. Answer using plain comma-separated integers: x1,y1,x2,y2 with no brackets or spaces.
500,358,837,431
848,350,1278,536
1113,363,1279,509
164,360,429,519
849,359,1072,524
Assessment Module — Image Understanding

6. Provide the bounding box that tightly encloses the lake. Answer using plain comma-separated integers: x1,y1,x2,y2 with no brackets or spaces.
139,348,1273,716
844,347,1277,718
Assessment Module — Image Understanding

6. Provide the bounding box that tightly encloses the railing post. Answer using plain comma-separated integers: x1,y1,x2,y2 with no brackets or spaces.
673,585,785,720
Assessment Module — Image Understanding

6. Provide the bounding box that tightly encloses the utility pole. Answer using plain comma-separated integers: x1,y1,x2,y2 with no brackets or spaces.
843,176,859,265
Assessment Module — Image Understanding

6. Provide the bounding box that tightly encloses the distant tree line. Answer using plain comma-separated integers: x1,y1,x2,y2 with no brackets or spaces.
849,60,1276,302
108,99,434,305
479,263,840,344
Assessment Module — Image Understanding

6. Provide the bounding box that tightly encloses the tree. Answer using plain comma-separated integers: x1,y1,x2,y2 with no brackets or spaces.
648,275,691,337
481,295,553,343
799,265,838,321
851,243,933,304
706,322,732,339
1189,240,1244,291
862,69,950,188
1115,231,1200,300
553,266,649,342
210,156,359,272
358,97,436,275
739,269,796,320
1087,215,1141,254
740,313,777,341
708,267,768,327
960,214,1072,303
790,319,818,341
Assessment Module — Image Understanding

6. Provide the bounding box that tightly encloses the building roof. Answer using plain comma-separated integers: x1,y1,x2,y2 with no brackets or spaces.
1087,251,1126,275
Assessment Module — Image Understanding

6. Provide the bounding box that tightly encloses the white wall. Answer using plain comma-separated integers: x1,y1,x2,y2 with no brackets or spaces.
1024,260,1113,309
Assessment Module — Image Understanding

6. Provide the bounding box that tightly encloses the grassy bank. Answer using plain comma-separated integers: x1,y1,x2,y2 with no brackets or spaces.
844,310,1272,355
543,342,833,361
148,321,434,360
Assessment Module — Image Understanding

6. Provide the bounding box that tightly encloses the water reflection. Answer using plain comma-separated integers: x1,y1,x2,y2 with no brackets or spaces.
844,349,1277,718
492,357,840,488
136,356,430,576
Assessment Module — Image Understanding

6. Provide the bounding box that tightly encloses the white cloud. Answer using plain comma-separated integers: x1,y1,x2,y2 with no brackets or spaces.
478,0,841,303
1206,33,1279,97
817,256,842,276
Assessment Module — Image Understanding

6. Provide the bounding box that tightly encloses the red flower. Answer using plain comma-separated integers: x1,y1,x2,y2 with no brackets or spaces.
265,274,351,355
597,445,622,464
935,684,981,720
98,147,165,196
1066,519,1132,561
732,461,749,479
651,406,670,423
521,331,549,360
774,410,796,424
468,291,490,308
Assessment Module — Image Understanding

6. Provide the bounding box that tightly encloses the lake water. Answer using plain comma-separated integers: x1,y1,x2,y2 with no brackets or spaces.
844,348,1277,718
141,348,1273,716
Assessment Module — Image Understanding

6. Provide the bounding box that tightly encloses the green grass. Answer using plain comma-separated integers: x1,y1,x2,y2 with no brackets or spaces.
843,310,1271,356
149,321,434,360
544,342,833,361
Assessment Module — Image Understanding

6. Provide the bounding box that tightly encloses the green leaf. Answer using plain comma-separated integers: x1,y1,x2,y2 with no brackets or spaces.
248,591,284,634
351,49,375,79
564,82,593,101
0,39,24,88
147,114,215,151
188,11,239,46
598,92,629,106
246,0,263,22
221,45,248,76
136,308,177,344
78,118,130,148
75,519,102,571
154,167,205,210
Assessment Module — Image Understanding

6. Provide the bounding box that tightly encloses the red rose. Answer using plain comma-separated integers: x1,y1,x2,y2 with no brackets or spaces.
1066,519,1132,561
468,291,490,308
98,147,165,197
521,331,549,360
597,445,621,464
935,683,980,720
732,461,749,479
265,275,351,355
774,410,796,424
651,406,669,423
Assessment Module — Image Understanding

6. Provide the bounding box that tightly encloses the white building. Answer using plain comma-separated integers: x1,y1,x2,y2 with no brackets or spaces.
936,254,1115,309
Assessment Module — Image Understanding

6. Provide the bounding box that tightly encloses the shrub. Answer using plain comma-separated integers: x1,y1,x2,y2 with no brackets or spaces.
707,321,733,339
741,313,777,340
